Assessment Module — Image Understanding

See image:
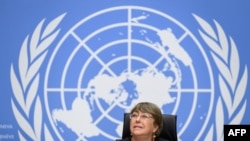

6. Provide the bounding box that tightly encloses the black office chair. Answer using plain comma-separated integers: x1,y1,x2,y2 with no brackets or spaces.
116,113,178,141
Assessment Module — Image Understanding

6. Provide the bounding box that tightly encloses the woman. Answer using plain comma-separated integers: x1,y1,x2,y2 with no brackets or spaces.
120,102,169,141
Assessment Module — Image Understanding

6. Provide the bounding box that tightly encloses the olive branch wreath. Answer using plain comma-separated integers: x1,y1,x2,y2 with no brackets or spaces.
193,14,248,141
10,13,65,140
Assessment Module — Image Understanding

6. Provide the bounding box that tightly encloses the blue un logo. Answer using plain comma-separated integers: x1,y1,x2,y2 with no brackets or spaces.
44,6,213,140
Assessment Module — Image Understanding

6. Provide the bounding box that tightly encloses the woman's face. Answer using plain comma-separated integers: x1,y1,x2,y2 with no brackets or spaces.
130,111,159,138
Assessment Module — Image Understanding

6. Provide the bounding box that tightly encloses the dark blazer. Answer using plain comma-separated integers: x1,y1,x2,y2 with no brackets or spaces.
116,137,169,141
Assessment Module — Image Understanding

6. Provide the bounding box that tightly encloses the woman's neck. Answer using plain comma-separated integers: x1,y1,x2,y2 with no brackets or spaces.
132,136,153,141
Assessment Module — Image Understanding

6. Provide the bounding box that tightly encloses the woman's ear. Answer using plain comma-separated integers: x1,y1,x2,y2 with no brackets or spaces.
153,124,159,133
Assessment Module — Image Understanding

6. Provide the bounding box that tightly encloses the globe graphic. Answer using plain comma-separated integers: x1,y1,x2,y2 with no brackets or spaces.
44,6,213,141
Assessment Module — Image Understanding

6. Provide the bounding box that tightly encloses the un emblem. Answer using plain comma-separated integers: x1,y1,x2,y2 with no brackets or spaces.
10,6,247,141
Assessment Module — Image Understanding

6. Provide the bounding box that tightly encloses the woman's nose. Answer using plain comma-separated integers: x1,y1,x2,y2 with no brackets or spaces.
135,116,141,121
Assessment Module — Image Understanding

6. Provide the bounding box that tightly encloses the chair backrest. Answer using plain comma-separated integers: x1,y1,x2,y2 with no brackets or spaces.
117,113,177,141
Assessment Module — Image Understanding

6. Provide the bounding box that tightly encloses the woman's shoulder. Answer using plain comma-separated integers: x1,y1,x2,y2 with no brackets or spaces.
116,137,169,141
